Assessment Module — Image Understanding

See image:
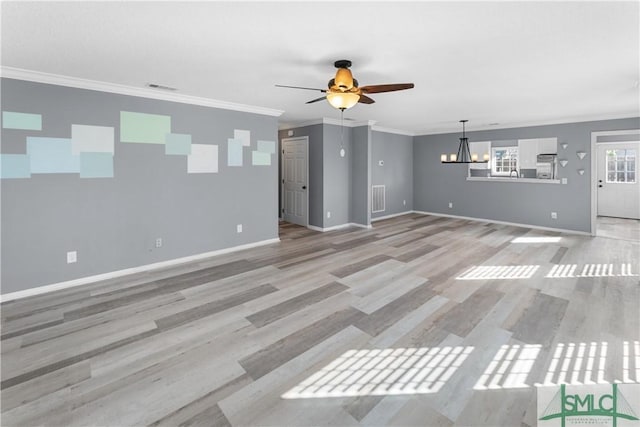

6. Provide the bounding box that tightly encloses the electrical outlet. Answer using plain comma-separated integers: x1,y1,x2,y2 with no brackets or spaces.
155,238,162,248
327,211,331,218
237,224,243,233
448,202,453,209
288,130,294,137
561,178,568,185
551,212,558,219
67,251,77,264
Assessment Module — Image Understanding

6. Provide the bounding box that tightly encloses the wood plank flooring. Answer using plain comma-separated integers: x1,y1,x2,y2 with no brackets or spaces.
1,213,639,426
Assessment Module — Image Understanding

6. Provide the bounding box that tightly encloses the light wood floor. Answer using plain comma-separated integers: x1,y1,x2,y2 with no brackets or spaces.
597,215,640,242
1,214,639,426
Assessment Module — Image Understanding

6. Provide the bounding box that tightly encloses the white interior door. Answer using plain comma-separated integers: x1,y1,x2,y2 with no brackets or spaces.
597,142,639,219
282,137,308,226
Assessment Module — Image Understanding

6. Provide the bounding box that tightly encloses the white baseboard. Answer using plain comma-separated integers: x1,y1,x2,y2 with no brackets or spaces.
371,211,414,222
0,238,280,303
307,222,372,232
412,211,591,236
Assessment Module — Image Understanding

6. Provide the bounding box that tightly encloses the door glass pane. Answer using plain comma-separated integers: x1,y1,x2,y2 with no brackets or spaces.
606,148,638,183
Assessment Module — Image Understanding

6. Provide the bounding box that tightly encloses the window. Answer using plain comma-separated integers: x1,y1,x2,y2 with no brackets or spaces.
491,146,518,176
606,149,636,183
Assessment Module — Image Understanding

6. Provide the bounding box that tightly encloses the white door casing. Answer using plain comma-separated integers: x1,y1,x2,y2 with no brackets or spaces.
281,137,309,226
597,141,639,220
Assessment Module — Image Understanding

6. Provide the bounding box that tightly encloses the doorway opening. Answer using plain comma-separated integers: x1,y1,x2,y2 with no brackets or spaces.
591,130,640,241
280,136,309,234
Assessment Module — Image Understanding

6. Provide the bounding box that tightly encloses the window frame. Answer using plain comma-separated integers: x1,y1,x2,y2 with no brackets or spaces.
491,146,519,177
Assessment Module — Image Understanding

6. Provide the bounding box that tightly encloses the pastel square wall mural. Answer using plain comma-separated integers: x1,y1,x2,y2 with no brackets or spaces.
1,107,273,179
252,150,271,166
257,140,276,154
228,138,244,166
120,111,171,144
165,133,192,155
234,129,251,147
188,144,218,173
2,111,42,131
252,140,276,165
71,124,115,155
27,137,79,174
1,154,31,179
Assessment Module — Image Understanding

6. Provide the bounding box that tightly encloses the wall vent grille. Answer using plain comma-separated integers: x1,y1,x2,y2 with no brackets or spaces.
372,185,386,213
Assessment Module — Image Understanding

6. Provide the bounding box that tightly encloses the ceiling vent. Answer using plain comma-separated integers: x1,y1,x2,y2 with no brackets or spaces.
146,83,177,91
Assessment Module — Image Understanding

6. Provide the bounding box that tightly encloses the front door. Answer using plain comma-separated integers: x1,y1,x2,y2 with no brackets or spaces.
597,142,639,219
281,137,308,226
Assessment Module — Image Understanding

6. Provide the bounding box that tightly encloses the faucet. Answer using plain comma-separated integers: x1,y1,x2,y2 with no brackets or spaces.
510,169,519,178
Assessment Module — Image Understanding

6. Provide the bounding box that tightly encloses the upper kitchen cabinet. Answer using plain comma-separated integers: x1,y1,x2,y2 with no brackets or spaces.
517,137,558,169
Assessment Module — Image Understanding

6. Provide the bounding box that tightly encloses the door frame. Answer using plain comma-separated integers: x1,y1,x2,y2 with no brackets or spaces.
590,129,640,235
280,136,309,227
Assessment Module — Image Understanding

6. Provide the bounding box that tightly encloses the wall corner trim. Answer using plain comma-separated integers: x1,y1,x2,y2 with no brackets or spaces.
1,67,284,117
0,238,281,303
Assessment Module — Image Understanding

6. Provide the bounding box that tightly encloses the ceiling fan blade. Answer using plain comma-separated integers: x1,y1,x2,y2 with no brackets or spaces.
358,94,375,104
306,96,327,104
275,84,327,93
359,83,415,94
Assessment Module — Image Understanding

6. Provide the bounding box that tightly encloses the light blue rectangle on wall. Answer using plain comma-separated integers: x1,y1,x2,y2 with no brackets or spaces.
228,138,243,166
1,154,31,178
80,152,114,178
27,137,79,174
165,133,192,155
252,150,271,166
257,140,276,154
2,111,42,130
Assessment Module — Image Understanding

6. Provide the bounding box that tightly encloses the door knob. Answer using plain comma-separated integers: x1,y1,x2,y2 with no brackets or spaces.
598,179,602,183
598,184,603,188
302,186,307,190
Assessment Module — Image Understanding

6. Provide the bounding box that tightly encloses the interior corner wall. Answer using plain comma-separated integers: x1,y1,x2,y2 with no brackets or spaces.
322,124,352,228
278,124,324,227
371,131,413,219
413,116,640,233
1,78,279,294
350,125,371,226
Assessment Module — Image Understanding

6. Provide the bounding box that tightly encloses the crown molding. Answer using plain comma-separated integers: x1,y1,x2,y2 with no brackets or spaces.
415,113,640,136
1,67,284,117
279,118,378,131
371,125,416,136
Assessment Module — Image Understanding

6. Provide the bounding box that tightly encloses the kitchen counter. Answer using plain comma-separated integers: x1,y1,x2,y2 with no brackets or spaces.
466,176,561,184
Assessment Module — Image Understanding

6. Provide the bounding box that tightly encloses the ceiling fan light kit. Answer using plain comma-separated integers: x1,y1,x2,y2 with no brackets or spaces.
441,120,488,164
276,59,414,111
327,92,360,110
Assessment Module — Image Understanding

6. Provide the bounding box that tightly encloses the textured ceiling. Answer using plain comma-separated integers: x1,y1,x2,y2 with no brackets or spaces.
1,1,639,134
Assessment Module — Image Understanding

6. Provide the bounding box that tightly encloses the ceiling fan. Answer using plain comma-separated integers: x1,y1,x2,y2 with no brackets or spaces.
276,60,415,110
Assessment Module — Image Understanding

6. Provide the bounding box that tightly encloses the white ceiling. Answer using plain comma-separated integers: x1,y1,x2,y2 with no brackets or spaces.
1,1,639,134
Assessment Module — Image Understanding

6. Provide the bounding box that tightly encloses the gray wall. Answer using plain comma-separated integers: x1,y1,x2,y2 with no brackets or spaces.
278,124,324,228
323,124,352,228
350,125,371,226
413,117,640,233
371,131,413,219
1,78,279,293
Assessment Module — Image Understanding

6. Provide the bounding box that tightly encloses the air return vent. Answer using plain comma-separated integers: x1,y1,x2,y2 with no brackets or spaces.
146,83,177,91
372,185,385,213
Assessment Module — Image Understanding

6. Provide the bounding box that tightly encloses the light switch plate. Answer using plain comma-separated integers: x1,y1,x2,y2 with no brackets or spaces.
67,251,77,264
